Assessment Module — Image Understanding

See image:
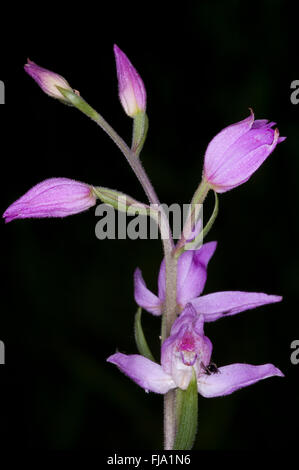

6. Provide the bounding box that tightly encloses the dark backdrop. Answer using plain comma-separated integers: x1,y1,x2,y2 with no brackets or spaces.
0,0,297,451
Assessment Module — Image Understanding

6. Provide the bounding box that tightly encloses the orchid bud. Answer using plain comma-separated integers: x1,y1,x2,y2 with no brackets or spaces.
203,110,286,193
113,44,146,117
24,59,73,103
3,178,96,223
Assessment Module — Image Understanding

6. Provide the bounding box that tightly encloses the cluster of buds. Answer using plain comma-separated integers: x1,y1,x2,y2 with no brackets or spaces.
4,47,285,223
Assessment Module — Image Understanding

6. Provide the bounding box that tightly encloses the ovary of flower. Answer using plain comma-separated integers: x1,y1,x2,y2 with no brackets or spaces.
107,304,283,396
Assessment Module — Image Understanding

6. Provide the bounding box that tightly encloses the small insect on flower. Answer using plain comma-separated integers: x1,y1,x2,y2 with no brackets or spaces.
201,361,220,375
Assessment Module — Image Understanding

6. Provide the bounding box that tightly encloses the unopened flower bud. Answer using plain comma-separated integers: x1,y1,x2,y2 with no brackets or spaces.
203,110,286,193
113,44,146,117
24,59,73,103
3,178,96,223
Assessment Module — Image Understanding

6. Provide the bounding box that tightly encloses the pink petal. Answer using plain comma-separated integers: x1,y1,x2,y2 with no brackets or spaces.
204,110,255,180
207,128,281,193
161,306,212,389
113,44,146,117
158,242,217,305
251,119,275,129
134,268,162,315
3,178,96,222
191,291,282,322
170,303,204,336
24,60,72,100
197,363,284,398
107,353,176,394
177,241,217,305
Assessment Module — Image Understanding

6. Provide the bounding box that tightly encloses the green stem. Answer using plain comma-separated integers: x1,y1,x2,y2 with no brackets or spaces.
176,190,219,256
57,88,157,207
163,182,211,450
58,87,178,451
174,179,210,256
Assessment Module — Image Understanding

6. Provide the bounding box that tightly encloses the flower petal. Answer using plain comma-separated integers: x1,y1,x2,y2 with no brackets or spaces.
114,44,146,117
197,363,284,398
134,268,162,315
204,111,255,180
158,242,217,305
208,128,281,193
24,59,72,101
3,178,96,222
170,303,204,336
251,119,275,129
161,305,213,389
107,353,176,394
191,291,282,322
177,241,217,305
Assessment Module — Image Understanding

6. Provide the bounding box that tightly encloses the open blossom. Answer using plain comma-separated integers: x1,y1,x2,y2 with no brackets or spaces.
114,44,146,117
134,241,282,320
3,178,96,223
107,304,283,395
203,110,286,193
24,59,73,101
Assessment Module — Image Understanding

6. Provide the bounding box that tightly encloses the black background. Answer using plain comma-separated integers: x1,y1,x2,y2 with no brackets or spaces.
0,0,298,451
